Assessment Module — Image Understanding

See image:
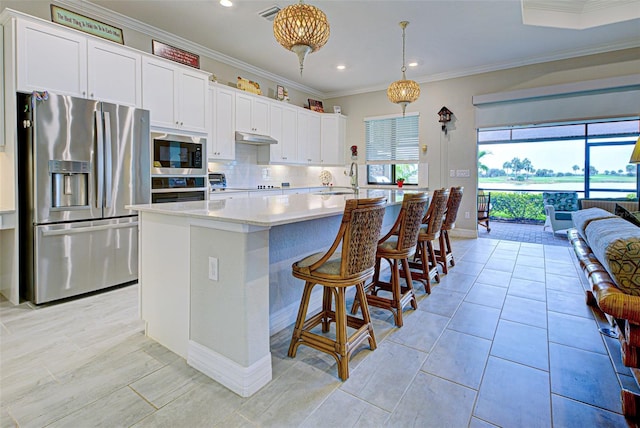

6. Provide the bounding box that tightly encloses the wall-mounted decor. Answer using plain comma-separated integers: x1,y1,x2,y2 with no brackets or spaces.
333,106,341,114
152,40,200,68
51,5,124,44
308,99,324,112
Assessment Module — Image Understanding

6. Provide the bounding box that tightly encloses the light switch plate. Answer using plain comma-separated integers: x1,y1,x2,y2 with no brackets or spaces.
209,257,218,281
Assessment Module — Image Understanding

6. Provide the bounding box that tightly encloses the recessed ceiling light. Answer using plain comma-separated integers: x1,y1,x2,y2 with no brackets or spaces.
408,62,418,67
220,0,233,7
336,65,346,70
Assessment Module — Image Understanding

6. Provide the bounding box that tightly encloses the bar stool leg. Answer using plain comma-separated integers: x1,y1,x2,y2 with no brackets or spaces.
427,240,440,284
334,287,349,380
322,287,332,332
288,281,315,358
356,282,377,351
391,259,403,327
401,257,418,311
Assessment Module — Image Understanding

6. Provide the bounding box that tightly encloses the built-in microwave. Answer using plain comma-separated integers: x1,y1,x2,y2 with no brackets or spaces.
151,133,206,175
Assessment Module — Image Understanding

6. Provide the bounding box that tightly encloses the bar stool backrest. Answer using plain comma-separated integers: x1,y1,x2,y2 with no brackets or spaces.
442,186,464,230
342,197,387,276
380,193,429,252
422,188,450,236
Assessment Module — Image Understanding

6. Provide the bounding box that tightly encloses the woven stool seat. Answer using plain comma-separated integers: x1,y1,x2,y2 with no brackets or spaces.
288,197,387,381
403,188,449,294
436,186,464,274
352,193,429,327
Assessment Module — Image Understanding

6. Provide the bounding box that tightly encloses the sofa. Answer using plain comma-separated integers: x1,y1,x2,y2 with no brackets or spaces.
569,206,640,417
543,191,579,234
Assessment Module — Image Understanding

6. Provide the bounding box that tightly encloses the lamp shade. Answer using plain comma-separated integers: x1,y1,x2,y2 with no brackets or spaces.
387,78,421,115
630,136,640,164
273,1,330,74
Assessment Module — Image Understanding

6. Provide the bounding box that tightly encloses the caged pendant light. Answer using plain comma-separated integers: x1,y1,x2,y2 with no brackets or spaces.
273,0,330,75
387,21,420,115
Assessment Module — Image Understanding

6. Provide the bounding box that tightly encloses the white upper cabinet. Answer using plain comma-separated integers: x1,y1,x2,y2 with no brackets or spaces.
235,92,270,135
208,85,235,160
297,110,321,164
16,19,142,107
321,114,346,165
260,102,297,164
16,19,87,97
87,39,141,106
142,56,209,133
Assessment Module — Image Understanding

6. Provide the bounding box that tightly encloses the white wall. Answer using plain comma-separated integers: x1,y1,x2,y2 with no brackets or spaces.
325,48,640,233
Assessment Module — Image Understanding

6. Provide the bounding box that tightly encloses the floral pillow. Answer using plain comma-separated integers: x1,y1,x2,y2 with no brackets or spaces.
542,192,579,211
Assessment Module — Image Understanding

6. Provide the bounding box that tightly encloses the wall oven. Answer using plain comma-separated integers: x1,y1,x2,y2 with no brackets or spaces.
151,132,205,175
151,176,207,203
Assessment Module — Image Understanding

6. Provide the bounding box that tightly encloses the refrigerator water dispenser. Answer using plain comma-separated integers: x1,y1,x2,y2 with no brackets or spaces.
50,160,89,208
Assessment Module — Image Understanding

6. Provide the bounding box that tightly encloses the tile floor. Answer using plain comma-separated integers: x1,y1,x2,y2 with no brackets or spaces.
478,220,570,247
0,237,634,427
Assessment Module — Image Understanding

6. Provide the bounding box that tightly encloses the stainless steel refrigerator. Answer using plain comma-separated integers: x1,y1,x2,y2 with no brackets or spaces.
17,92,150,304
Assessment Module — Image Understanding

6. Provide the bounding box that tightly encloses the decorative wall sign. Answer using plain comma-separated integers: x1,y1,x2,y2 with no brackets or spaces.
51,5,124,44
152,40,200,69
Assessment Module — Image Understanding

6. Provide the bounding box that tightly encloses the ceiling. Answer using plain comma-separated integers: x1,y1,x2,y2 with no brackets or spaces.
64,1,640,97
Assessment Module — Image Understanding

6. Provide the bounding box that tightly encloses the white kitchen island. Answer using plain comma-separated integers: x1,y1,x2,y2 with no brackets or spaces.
128,190,412,397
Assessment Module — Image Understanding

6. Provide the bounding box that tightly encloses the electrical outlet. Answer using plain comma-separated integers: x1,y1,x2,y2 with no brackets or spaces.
465,211,470,219
456,169,470,177
209,257,218,281
450,169,455,177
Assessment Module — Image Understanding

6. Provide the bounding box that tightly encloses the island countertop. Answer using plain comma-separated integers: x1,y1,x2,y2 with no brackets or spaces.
128,189,421,227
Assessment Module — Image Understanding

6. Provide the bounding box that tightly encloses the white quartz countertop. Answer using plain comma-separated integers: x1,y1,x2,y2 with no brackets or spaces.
128,189,424,227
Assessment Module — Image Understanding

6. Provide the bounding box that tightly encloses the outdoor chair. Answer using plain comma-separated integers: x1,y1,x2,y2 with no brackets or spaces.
543,191,579,234
478,191,491,232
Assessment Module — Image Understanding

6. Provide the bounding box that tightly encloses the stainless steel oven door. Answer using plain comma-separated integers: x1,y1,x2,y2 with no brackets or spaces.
151,132,206,175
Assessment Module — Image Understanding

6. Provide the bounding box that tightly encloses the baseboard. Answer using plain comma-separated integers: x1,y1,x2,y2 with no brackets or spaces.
449,228,477,239
187,341,272,397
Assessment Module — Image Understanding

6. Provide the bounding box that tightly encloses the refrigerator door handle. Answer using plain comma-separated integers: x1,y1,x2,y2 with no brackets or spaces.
103,111,113,209
41,221,139,237
95,110,104,209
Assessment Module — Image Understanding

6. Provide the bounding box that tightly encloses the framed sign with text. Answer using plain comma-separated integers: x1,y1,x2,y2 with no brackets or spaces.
152,40,200,69
51,5,124,44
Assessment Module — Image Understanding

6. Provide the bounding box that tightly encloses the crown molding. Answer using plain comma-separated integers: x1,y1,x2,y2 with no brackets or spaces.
324,38,640,99
55,0,324,98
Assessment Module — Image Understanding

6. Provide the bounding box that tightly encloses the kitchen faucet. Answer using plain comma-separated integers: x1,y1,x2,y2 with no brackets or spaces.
349,162,359,191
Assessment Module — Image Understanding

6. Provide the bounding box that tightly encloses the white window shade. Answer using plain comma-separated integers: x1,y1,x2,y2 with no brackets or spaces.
365,113,419,164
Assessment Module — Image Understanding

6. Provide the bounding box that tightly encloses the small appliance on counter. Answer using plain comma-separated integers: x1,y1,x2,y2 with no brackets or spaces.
209,172,227,191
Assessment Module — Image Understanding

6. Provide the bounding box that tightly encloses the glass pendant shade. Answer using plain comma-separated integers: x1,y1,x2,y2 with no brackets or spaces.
630,137,640,164
273,1,330,75
387,21,420,114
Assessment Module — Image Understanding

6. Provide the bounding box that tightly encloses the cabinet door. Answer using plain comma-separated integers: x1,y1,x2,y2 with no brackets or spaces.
179,69,209,132
252,97,270,135
235,93,253,133
268,103,283,162
321,114,346,165
142,57,178,128
88,39,141,107
297,111,309,163
17,19,87,97
308,113,322,164
210,86,235,160
280,106,298,163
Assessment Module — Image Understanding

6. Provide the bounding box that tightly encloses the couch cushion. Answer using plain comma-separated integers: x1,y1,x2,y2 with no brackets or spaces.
543,192,579,211
571,207,617,241
585,217,640,295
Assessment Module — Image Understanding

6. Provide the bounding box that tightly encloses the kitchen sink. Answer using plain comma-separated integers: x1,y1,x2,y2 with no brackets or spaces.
313,191,355,195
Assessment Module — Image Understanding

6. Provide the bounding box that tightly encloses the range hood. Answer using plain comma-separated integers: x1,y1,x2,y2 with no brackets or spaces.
235,131,277,145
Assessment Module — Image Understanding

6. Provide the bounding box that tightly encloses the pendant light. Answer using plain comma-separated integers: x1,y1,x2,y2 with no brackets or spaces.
387,21,420,115
273,0,330,75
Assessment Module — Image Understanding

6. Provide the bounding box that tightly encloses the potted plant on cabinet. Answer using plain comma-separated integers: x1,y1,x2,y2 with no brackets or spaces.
396,178,405,188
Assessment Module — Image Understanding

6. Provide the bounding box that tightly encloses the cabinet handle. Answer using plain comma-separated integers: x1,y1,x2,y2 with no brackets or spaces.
91,93,94,98
176,121,179,125
82,91,86,96
180,122,184,126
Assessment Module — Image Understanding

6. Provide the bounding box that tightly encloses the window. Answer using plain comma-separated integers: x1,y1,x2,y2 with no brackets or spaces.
477,118,639,198
365,113,419,185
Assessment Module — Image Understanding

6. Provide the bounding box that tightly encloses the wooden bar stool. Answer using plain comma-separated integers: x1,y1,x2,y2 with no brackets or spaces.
353,193,429,327
404,188,449,294
436,186,464,274
287,197,387,381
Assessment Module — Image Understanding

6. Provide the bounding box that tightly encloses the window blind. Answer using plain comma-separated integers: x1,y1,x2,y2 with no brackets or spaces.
365,113,419,164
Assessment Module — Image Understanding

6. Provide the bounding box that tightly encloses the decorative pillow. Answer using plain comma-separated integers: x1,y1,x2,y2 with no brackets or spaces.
616,204,640,228
543,192,579,211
